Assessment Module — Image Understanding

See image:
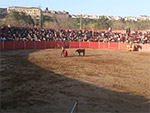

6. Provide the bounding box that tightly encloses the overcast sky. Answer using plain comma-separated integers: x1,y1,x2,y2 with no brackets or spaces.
0,0,150,17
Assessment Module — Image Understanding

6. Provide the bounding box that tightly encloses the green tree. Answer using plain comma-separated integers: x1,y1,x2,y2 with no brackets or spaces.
11,11,34,26
35,19,39,26
71,18,80,29
46,7,48,10
96,16,111,29
43,15,51,22
12,11,20,20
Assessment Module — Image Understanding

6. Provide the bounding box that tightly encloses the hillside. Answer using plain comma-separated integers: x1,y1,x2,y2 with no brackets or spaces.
0,11,150,30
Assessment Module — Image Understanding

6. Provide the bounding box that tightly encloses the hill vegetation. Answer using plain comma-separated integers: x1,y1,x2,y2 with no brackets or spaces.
0,11,150,30
0,11,35,27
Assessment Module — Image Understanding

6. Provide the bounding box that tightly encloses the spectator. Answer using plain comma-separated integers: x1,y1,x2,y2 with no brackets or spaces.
0,26,149,44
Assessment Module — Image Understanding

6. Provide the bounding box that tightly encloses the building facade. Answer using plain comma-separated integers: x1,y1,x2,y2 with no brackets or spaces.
0,8,7,17
7,6,41,20
43,9,71,19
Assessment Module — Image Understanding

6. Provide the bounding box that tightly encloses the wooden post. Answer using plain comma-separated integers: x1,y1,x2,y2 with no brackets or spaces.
13,41,15,50
98,41,100,49
118,42,120,50
108,42,110,49
45,41,46,49
34,41,36,49
79,42,81,48
2,40,4,51
24,41,26,50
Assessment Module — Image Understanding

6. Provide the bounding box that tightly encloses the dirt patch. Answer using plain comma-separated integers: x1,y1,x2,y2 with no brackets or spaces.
0,49,150,113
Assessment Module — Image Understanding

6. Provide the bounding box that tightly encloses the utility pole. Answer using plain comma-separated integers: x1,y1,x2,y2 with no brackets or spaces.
39,5,42,28
40,10,43,28
80,14,82,30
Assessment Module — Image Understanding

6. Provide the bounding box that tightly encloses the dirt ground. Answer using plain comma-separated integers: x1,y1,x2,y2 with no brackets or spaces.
0,49,150,113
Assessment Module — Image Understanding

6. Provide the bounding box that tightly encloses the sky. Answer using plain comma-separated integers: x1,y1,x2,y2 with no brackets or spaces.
0,0,150,17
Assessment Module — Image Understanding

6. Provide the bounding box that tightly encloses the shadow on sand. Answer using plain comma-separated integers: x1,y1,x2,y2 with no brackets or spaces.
0,49,149,113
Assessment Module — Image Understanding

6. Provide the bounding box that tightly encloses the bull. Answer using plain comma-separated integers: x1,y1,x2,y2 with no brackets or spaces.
75,49,85,56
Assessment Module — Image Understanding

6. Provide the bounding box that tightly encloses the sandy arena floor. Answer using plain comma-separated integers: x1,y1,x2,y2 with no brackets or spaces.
0,49,150,113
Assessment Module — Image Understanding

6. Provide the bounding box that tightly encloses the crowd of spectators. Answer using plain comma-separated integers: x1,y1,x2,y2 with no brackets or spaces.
0,25,150,44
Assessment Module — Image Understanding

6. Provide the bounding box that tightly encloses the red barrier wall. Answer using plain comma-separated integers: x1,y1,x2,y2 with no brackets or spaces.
3,41,14,50
70,42,79,48
80,42,89,48
55,41,63,48
90,42,99,49
64,41,70,48
100,42,108,49
46,41,55,48
0,41,150,52
0,42,2,51
26,41,35,49
15,41,25,50
109,42,119,50
36,41,46,49
55,41,69,48
139,44,150,52
119,43,128,50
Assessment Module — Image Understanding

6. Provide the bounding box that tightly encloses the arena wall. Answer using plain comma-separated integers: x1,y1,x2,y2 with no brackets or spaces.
0,41,150,52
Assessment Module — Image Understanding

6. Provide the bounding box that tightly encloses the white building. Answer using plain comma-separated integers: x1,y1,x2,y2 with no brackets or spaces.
7,6,42,20
0,8,7,17
124,16,138,21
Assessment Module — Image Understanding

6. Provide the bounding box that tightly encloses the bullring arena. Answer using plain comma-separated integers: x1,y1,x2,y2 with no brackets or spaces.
1,27,150,113
0,41,150,113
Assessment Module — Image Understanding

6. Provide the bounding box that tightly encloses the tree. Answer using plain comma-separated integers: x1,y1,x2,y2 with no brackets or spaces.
26,15,34,25
41,15,52,27
43,15,51,22
35,19,39,26
46,7,48,10
12,11,34,26
96,16,111,29
12,11,20,20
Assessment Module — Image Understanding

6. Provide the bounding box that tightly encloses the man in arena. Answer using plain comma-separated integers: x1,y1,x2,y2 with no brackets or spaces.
61,46,65,56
